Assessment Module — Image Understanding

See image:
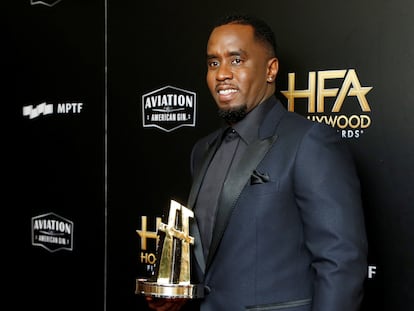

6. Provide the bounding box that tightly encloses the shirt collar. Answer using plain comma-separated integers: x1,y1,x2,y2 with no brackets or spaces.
231,96,276,145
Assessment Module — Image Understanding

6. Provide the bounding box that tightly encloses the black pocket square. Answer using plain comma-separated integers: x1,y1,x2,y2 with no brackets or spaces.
251,170,270,184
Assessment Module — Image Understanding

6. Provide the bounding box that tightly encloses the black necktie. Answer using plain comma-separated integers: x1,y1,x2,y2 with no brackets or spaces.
195,128,239,259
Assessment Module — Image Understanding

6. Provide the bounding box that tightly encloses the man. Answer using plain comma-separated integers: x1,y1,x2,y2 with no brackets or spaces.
147,13,368,311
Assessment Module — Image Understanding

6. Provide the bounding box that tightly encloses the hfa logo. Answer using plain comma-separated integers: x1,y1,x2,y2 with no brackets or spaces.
32,212,74,252
30,0,62,7
136,216,162,274
142,85,196,132
281,69,373,138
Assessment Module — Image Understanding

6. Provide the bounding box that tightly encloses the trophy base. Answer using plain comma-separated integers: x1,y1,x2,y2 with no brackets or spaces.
136,278,204,299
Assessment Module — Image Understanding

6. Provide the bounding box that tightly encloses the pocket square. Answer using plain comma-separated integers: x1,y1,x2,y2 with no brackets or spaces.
251,169,270,184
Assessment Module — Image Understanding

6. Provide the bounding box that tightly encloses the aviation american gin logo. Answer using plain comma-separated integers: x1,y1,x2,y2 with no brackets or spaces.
142,85,196,132
32,212,74,252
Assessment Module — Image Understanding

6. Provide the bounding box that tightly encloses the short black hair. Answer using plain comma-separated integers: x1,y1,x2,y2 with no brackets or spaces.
212,13,278,58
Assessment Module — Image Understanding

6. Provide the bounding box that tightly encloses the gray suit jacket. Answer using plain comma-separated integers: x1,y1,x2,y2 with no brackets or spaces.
187,96,368,311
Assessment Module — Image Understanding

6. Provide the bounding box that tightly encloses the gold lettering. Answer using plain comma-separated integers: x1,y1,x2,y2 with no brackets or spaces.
137,216,162,250
281,72,316,112
281,69,372,113
317,70,347,112
333,69,372,112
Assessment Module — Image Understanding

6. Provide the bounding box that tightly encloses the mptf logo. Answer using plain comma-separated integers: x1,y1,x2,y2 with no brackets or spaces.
281,69,373,138
32,212,74,252
142,85,196,132
23,101,84,119
23,102,53,119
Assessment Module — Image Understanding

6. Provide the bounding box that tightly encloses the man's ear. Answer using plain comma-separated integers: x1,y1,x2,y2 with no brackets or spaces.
267,57,279,81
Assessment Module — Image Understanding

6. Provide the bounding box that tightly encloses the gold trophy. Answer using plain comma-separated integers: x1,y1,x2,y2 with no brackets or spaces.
136,200,204,298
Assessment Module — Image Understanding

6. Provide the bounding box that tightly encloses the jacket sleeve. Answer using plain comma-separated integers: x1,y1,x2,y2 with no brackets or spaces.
294,122,368,311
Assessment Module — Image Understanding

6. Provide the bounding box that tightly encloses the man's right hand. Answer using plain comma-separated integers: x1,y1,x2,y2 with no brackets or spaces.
145,296,188,311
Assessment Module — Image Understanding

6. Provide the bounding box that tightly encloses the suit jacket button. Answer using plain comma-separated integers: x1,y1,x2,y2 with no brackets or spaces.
204,285,211,295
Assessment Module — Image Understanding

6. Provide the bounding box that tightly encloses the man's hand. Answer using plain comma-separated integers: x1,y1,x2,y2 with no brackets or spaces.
145,296,188,311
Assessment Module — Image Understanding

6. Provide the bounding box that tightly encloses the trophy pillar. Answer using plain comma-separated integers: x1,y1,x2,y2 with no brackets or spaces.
136,200,204,298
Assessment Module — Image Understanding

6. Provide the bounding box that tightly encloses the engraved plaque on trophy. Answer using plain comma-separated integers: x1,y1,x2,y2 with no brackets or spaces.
136,200,204,298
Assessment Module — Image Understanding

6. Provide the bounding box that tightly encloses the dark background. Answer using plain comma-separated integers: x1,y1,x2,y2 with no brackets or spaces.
5,1,105,310
6,0,413,310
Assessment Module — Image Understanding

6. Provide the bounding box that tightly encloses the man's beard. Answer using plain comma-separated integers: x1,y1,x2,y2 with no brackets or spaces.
217,105,247,124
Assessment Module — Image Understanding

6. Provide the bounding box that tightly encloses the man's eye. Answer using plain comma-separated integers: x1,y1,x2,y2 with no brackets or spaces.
208,61,219,67
233,58,242,64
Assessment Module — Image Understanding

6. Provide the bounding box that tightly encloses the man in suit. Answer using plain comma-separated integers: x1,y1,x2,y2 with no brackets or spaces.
147,13,368,311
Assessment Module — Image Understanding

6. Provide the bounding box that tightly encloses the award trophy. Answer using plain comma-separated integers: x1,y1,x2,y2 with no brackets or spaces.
136,200,204,298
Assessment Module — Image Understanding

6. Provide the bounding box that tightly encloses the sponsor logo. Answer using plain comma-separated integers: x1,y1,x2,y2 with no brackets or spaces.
281,69,373,139
136,215,162,274
23,102,53,119
32,212,74,252
30,0,63,7
23,101,84,119
142,85,196,132
368,265,377,279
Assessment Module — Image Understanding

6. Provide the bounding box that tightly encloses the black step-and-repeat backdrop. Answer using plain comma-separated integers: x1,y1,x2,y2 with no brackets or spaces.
7,1,105,310
8,1,413,310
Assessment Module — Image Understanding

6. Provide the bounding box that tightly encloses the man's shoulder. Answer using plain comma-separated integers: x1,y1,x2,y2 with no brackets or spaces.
272,105,342,145
277,104,335,133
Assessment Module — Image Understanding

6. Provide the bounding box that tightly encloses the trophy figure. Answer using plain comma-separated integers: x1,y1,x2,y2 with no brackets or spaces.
136,200,204,298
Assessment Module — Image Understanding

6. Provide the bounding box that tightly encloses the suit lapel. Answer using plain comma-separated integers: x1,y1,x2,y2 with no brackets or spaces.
206,133,278,268
190,97,286,273
188,131,222,274
187,131,222,210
